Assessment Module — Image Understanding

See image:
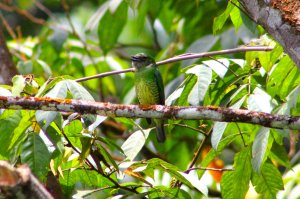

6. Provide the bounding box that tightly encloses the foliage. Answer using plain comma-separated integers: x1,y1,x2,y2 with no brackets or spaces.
0,0,299,198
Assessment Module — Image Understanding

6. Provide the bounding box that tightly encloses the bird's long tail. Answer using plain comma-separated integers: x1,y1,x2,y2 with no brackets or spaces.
155,119,166,143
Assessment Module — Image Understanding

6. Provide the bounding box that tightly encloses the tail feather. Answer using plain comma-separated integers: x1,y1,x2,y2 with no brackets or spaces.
155,119,166,143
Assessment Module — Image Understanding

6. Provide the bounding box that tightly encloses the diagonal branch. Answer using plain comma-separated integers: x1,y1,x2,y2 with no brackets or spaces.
0,96,299,130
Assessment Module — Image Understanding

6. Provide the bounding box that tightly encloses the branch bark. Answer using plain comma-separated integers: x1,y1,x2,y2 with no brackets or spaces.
238,0,300,67
0,96,300,130
0,161,54,199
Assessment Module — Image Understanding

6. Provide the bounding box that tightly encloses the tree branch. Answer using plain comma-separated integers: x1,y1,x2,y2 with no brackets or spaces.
0,96,300,130
75,46,273,82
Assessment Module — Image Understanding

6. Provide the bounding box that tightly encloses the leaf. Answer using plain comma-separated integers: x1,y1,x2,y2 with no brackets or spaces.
247,87,276,113
269,141,290,169
121,128,151,161
186,65,212,105
36,60,52,76
0,87,12,96
213,2,234,34
45,125,64,154
177,75,197,106
252,162,284,198
211,122,228,150
0,110,25,159
197,133,239,179
45,80,68,98
64,120,84,148
60,169,113,197
202,58,230,79
230,5,242,32
66,80,94,101
97,144,119,170
98,1,128,54
180,172,208,196
212,96,246,149
221,147,252,199
16,60,33,74
147,186,191,199
87,115,107,132
146,158,204,193
11,75,26,97
276,85,300,115
21,133,50,180
252,127,271,172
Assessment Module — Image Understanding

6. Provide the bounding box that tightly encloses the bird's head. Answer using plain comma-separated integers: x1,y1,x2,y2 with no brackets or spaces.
131,53,155,70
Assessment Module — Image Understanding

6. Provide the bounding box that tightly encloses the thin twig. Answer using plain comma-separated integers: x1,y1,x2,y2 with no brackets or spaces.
156,46,273,65
75,46,273,82
0,2,46,25
76,68,135,82
207,55,238,77
172,123,208,136
235,123,246,147
186,167,234,172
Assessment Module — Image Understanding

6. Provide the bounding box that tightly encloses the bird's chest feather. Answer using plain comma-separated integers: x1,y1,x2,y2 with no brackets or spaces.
135,70,159,105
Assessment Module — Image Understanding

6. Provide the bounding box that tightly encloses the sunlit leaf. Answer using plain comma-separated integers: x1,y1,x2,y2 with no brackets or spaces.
121,128,151,161
186,65,212,105
252,127,271,172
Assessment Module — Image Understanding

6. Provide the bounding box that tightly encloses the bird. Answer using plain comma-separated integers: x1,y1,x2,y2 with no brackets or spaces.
131,53,166,143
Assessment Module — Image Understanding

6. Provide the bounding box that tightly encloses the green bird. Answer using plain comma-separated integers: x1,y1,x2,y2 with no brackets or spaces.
131,53,166,143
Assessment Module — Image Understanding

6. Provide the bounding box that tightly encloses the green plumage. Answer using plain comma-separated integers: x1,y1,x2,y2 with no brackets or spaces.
131,53,166,143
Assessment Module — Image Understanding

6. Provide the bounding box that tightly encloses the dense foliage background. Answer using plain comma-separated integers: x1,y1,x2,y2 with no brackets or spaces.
0,0,299,198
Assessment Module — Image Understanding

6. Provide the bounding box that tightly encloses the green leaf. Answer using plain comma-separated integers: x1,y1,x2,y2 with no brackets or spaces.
98,1,128,54
252,127,271,172
247,87,276,113
45,125,64,154
269,141,290,169
146,158,206,194
147,186,191,199
8,111,33,151
121,128,150,161
60,169,113,197
16,60,33,74
252,162,284,198
97,144,119,170
0,110,23,159
180,172,208,196
21,133,50,180
276,85,300,115
212,96,246,149
186,65,212,105
12,75,26,97
44,80,68,98
213,2,234,34
66,80,95,101
230,6,242,31
221,147,252,199
211,122,228,150
177,75,197,106
203,59,229,79
64,120,84,148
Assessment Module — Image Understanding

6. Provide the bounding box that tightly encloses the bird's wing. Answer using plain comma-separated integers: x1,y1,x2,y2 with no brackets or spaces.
154,68,165,105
